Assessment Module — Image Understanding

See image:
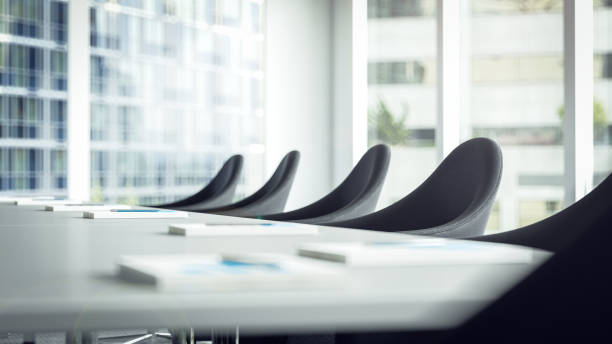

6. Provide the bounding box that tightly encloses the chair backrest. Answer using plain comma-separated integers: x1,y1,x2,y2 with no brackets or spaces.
199,151,300,217
324,138,503,238
154,154,243,209
262,144,390,224
449,211,612,342
470,173,612,252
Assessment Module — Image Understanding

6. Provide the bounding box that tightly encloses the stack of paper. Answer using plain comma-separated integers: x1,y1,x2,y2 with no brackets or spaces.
118,253,343,292
298,238,533,266
46,204,132,212
0,196,57,205
168,223,318,236
16,198,80,206
84,209,188,219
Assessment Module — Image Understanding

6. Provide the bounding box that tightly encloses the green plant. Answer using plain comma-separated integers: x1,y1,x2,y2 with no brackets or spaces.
90,180,104,203
557,99,609,130
368,100,411,146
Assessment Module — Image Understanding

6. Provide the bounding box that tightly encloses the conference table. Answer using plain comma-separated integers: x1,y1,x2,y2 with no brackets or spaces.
0,204,550,341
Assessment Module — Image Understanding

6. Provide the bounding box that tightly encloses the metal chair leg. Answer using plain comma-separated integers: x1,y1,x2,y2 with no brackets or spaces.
168,329,193,344
210,326,238,344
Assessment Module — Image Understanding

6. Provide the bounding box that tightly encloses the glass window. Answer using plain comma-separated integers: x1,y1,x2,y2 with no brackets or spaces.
50,50,67,91
247,2,261,33
50,1,67,43
368,0,436,18
464,0,565,232
594,1,612,186
88,0,266,204
367,0,438,207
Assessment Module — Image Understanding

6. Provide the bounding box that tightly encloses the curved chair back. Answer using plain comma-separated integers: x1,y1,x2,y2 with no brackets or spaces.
323,138,503,238
154,155,243,210
450,210,611,342
470,173,612,252
262,144,390,224
198,151,300,217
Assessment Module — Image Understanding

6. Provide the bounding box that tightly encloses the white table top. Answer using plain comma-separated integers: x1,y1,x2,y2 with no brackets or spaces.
0,204,549,335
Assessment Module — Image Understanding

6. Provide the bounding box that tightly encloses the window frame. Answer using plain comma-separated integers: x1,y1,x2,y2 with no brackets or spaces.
351,0,595,207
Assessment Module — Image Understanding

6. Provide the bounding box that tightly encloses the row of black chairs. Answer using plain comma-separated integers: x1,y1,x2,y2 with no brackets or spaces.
156,137,612,255
154,138,502,238
153,137,612,341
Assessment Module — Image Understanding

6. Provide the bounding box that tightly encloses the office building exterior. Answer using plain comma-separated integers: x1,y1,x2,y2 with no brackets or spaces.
368,0,612,232
0,0,68,196
0,0,265,205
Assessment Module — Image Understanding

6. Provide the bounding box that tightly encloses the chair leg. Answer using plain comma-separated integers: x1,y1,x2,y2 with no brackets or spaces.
159,326,240,344
168,328,193,344
121,334,152,344
210,326,238,344
22,333,34,344
152,332,172,340
96,330,155,344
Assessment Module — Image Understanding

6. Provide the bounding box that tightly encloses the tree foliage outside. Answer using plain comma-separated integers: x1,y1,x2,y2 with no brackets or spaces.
557,99,609,130
368,100,411,146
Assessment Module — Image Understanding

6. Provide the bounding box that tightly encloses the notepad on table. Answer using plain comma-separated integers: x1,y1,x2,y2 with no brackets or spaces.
0,196,40,204
46,204,132,212
16,198,80,206
168,222,318,236
298,238,533,266
84,209,188,219
117,253,343,292
0,196,61,205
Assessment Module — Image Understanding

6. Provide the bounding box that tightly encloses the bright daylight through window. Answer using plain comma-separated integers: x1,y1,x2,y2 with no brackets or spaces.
367,0,612,234
0,0,265,205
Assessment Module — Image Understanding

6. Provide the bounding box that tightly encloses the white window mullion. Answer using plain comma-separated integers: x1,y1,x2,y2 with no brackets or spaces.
332,0,367,185
351,0,368,165
436,0,461,161
67,0,91,201
563,0,593,206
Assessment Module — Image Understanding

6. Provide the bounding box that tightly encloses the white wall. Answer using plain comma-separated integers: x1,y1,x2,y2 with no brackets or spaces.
265,0,333,210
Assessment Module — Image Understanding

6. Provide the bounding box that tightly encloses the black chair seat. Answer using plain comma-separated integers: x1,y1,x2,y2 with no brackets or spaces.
152,154,243,210
196,151,300,217
323,138,503,238
261,144,390,224
446,195,612,342
469,173,612,252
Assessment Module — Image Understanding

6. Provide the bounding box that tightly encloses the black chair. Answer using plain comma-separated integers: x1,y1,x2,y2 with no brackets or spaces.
469,173,612,252
444,198,612,342
196,151,300,217
152,154,243,210
336,202,612,344
322,138,503,238
338,174,612,344
261,144,390,224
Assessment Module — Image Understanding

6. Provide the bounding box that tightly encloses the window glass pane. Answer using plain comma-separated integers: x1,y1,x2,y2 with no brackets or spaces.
464,0,564,233
594,1,612,186
0,0,68,197
367,0,437,207
89,0,266,205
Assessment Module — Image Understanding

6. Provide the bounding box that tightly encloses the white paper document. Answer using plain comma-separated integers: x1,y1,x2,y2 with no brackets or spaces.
46,204,132,211
298,238,534,266
84,210,188,219
118,253,343,292
16,199,81,206
168,223,318,236
0,196,51,204
0,196,65,205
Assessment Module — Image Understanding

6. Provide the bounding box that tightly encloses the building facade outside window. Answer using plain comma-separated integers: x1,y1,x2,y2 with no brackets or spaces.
367,0,612,233
594,0,612,187
0,0,265,205
0,0,68,195
89,0,266,205
367,0,438,211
